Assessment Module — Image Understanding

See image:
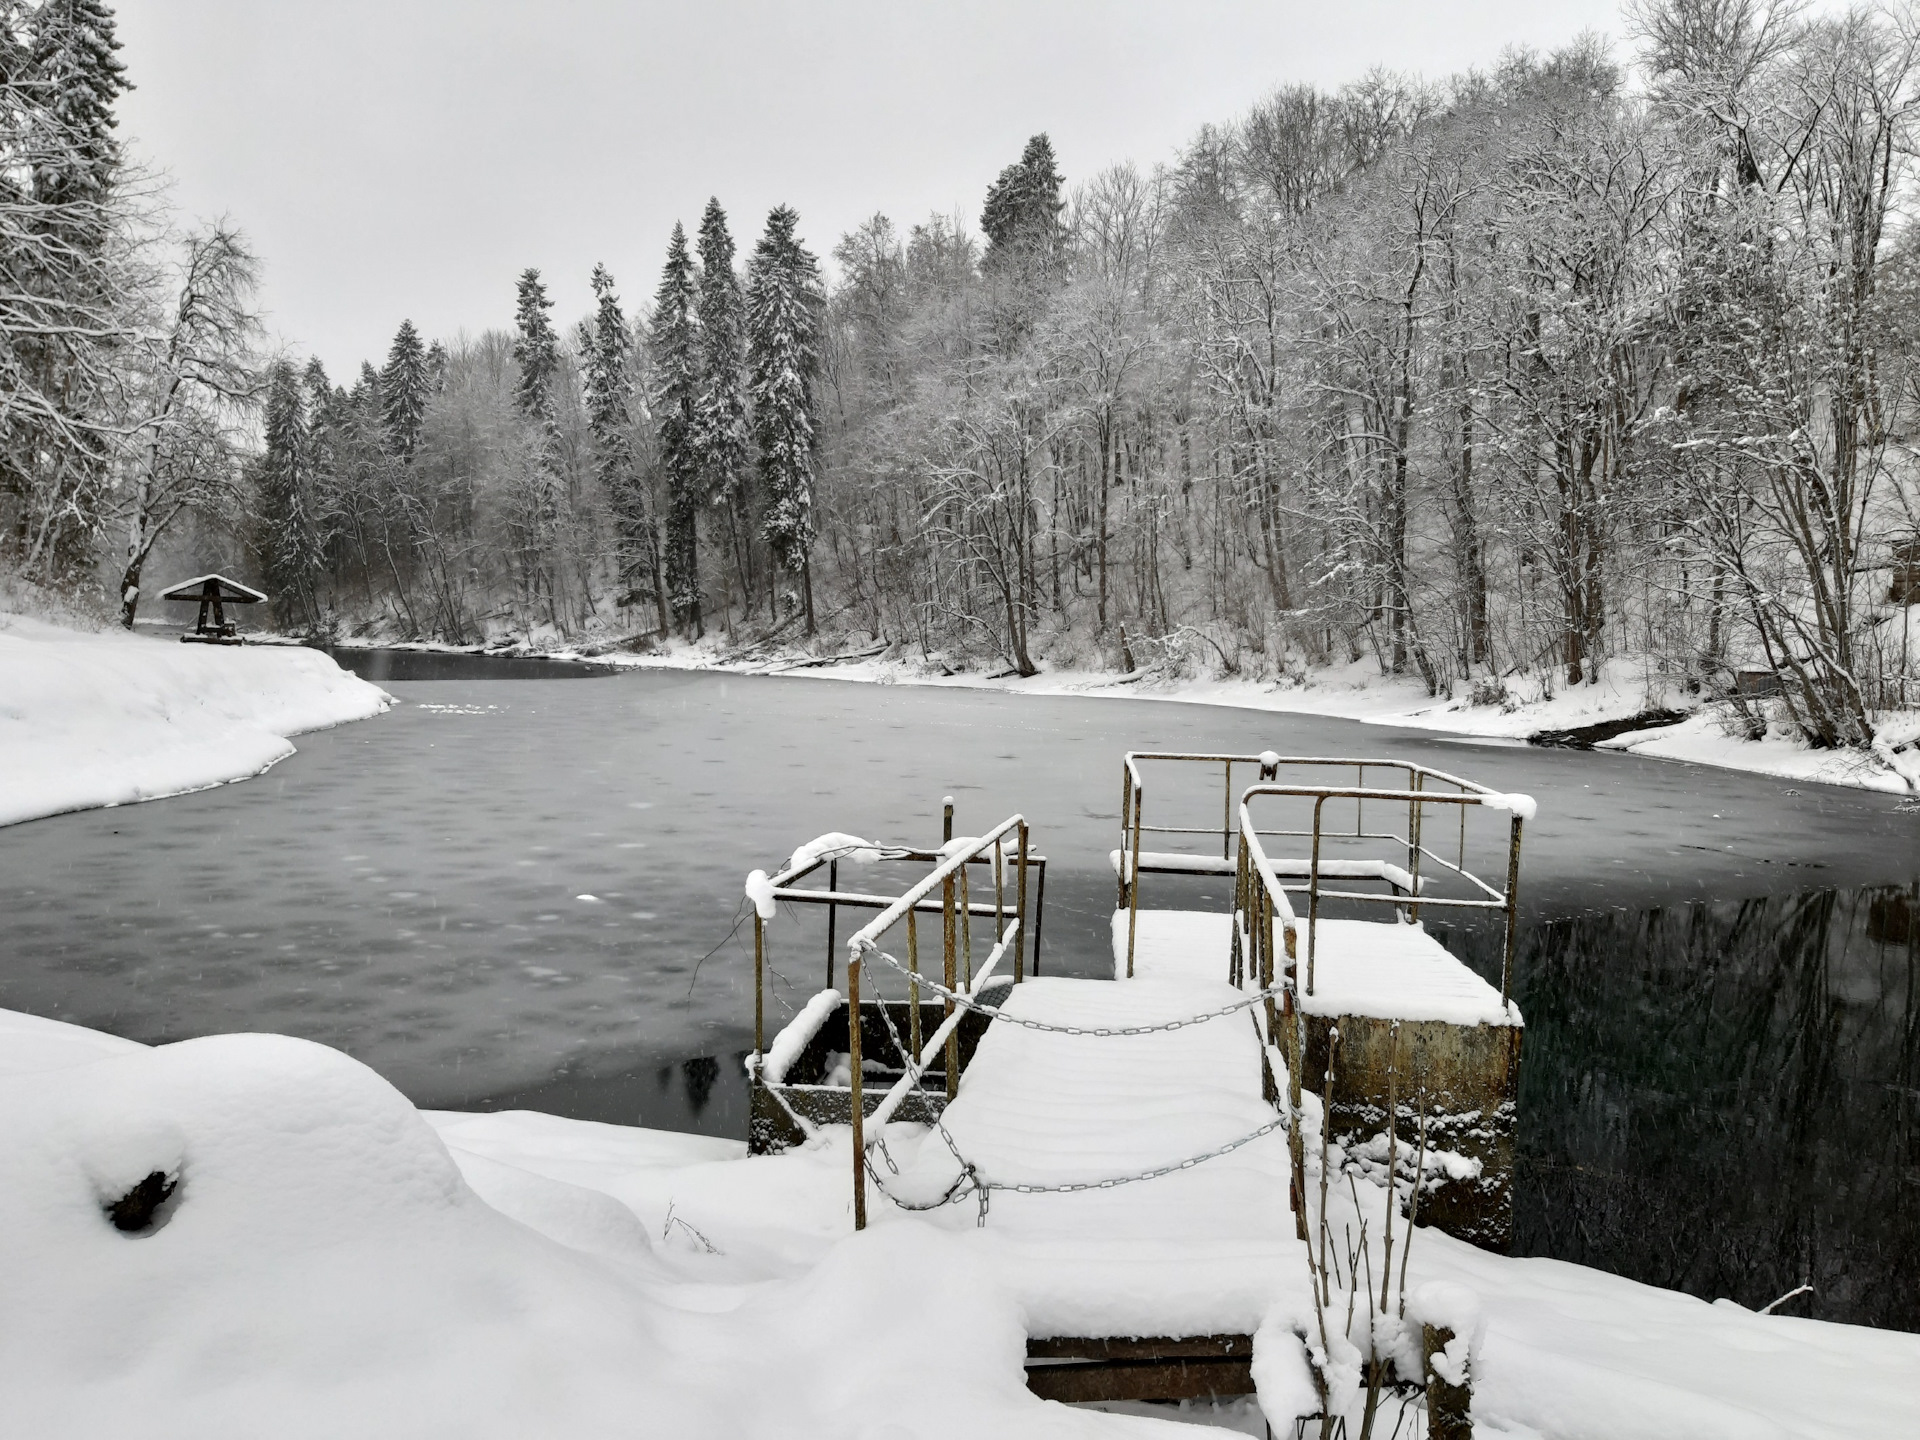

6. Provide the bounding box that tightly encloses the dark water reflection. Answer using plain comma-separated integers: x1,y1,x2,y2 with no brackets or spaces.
1442,884,1920,1331
317,646,618,682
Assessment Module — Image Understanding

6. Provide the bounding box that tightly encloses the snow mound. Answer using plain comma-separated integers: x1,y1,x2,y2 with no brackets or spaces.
0,1030,1130,1438
0,615,392,827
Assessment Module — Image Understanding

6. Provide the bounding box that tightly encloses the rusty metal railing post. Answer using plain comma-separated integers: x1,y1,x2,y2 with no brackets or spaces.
1126,780,1144,978
943,795,954,845
942,868,958,1098
1308,795,1325,995
826,857,839,989
1015,822,1030,982
754,913,765,1056
1409,773,1425,925
849,942,866,1230
1116,760,1131,910
959,863,973,988
1502,813,1524,1008
1033,859,1046,975
1222,758,1234,861
907,906,922,1057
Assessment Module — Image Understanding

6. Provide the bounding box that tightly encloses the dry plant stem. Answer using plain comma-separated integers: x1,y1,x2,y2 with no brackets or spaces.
1380,1022,1399,1315
1398,1095,1428,1319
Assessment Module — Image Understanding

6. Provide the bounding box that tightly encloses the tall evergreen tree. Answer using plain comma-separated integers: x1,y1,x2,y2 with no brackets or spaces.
511,269,559,427
980,133,1065,277
380,319,429,462
746,205,824,633
693,197,753,620
424,339,449,394
587,262,668,634
255,360,321,629
651,224,703,636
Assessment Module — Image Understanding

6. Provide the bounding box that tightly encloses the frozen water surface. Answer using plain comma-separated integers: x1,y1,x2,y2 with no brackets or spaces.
0,664,1915,1324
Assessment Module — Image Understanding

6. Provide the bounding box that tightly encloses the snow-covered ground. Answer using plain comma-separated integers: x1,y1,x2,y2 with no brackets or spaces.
0,615,392,828
6,1006,1913,1439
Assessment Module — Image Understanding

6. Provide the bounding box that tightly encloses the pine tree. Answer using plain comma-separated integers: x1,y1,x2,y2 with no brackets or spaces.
694,198,754,623
980,133,1065,276
511,269,560,428
424,340,449,395
746,204,824,633
28,0,128,249
651,223,703,636
587,263,668,634
380,319,429,462
255,360,322,629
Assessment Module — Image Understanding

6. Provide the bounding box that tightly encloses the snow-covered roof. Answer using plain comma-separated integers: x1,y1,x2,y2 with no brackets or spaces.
157,574,268,603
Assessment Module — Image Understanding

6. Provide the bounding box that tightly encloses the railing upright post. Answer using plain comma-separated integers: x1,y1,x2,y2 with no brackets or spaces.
826,857,839,989
960,862,973,988
1015,822,1030,983
1116,761,1130,910
1222,759,1234,862
849,943,866,1231
1409,774,1424,926
1126,781,1144,978
1503,814,1524,1009
907,907,922,1059
1308,796,1325,995
943,869,959,1098
754,913,765,1056
1033,860,1046,975
943,796,954,845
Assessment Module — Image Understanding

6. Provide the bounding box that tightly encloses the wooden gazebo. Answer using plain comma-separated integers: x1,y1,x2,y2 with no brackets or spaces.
159,574,267,645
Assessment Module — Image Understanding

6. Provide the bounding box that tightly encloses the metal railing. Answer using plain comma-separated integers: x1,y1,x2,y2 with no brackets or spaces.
1233,782,1526,1010
1117,752,1522,979
749,805,1047,1061
745,814,1034,1229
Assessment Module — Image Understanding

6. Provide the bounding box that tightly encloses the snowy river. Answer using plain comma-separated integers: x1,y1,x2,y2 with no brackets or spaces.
0,661,1914,1326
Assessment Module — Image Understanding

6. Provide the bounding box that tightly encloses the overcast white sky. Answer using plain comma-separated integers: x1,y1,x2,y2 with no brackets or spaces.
114,1,1626,376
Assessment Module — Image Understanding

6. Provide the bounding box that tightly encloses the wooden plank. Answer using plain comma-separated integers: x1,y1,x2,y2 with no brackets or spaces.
1027,1334,1252,1361
1023,1355,1255,1403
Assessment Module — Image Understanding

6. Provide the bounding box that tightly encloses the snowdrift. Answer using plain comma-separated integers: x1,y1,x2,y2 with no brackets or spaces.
0,1027,1140,1440
0,616,392,828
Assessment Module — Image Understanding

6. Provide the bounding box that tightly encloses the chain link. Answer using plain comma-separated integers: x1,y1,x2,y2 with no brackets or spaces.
857,941,1285,1037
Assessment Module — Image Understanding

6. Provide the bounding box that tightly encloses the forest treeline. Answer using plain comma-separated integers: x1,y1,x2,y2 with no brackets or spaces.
6,1,1920,753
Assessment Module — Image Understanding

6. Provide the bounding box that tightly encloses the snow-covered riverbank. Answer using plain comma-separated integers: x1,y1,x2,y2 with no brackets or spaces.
5,1005,1912,1440
0,616,392,828
574,639,1918,796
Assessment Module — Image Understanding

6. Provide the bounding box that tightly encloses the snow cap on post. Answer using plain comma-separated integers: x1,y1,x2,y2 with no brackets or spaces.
1257,750,1280,769
1478,791,1537,823
745,870,777,921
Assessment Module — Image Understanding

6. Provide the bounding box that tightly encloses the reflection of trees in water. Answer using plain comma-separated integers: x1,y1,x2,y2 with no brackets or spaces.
1469,885,1919,1331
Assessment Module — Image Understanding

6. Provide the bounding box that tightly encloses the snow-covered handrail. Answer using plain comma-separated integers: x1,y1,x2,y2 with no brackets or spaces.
757,988,842,1086
863,920,1016,1132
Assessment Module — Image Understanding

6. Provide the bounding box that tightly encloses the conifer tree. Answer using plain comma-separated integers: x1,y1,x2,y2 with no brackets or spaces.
424,340,449,395
980,133,1065,276
745,205,824,633
587,263,669,635
693,198,753,625
255,360,322,629
380,319,429,462
511,269,560,429
651,223,703,636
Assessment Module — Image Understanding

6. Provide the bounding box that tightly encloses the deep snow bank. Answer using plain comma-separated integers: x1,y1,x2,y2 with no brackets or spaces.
0,615,391,828
0,1024,1154,1440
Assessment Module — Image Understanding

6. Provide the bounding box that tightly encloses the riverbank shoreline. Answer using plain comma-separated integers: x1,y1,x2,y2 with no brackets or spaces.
0,615,393,829
304,629,1920,796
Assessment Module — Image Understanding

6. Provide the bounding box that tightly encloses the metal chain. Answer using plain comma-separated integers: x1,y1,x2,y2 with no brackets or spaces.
858,941,1284,1037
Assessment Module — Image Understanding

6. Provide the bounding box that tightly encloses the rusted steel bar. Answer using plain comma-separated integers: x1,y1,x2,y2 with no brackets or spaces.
865,921,1016,1131
906,907,922,1057
943,869,958,1098
767,886,1010,917
1409,772,1424,924
1033,860,1047,975
1015,822,1030,983
1116,759,1131,910
1222,758,1234,861
993,838,1005,942
1309,795,1325,995
850,946,866,1231
826,857,839,989
943,796,954,845
960,862,973,988
754,913,765,1056
1503,813,1524,1008
1126,781,1144,978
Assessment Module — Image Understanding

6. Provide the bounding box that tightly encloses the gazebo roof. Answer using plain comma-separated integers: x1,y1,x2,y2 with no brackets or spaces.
157,574,268,604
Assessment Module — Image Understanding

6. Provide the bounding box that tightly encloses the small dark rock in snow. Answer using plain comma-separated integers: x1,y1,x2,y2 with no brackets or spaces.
106,1170,177,1233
